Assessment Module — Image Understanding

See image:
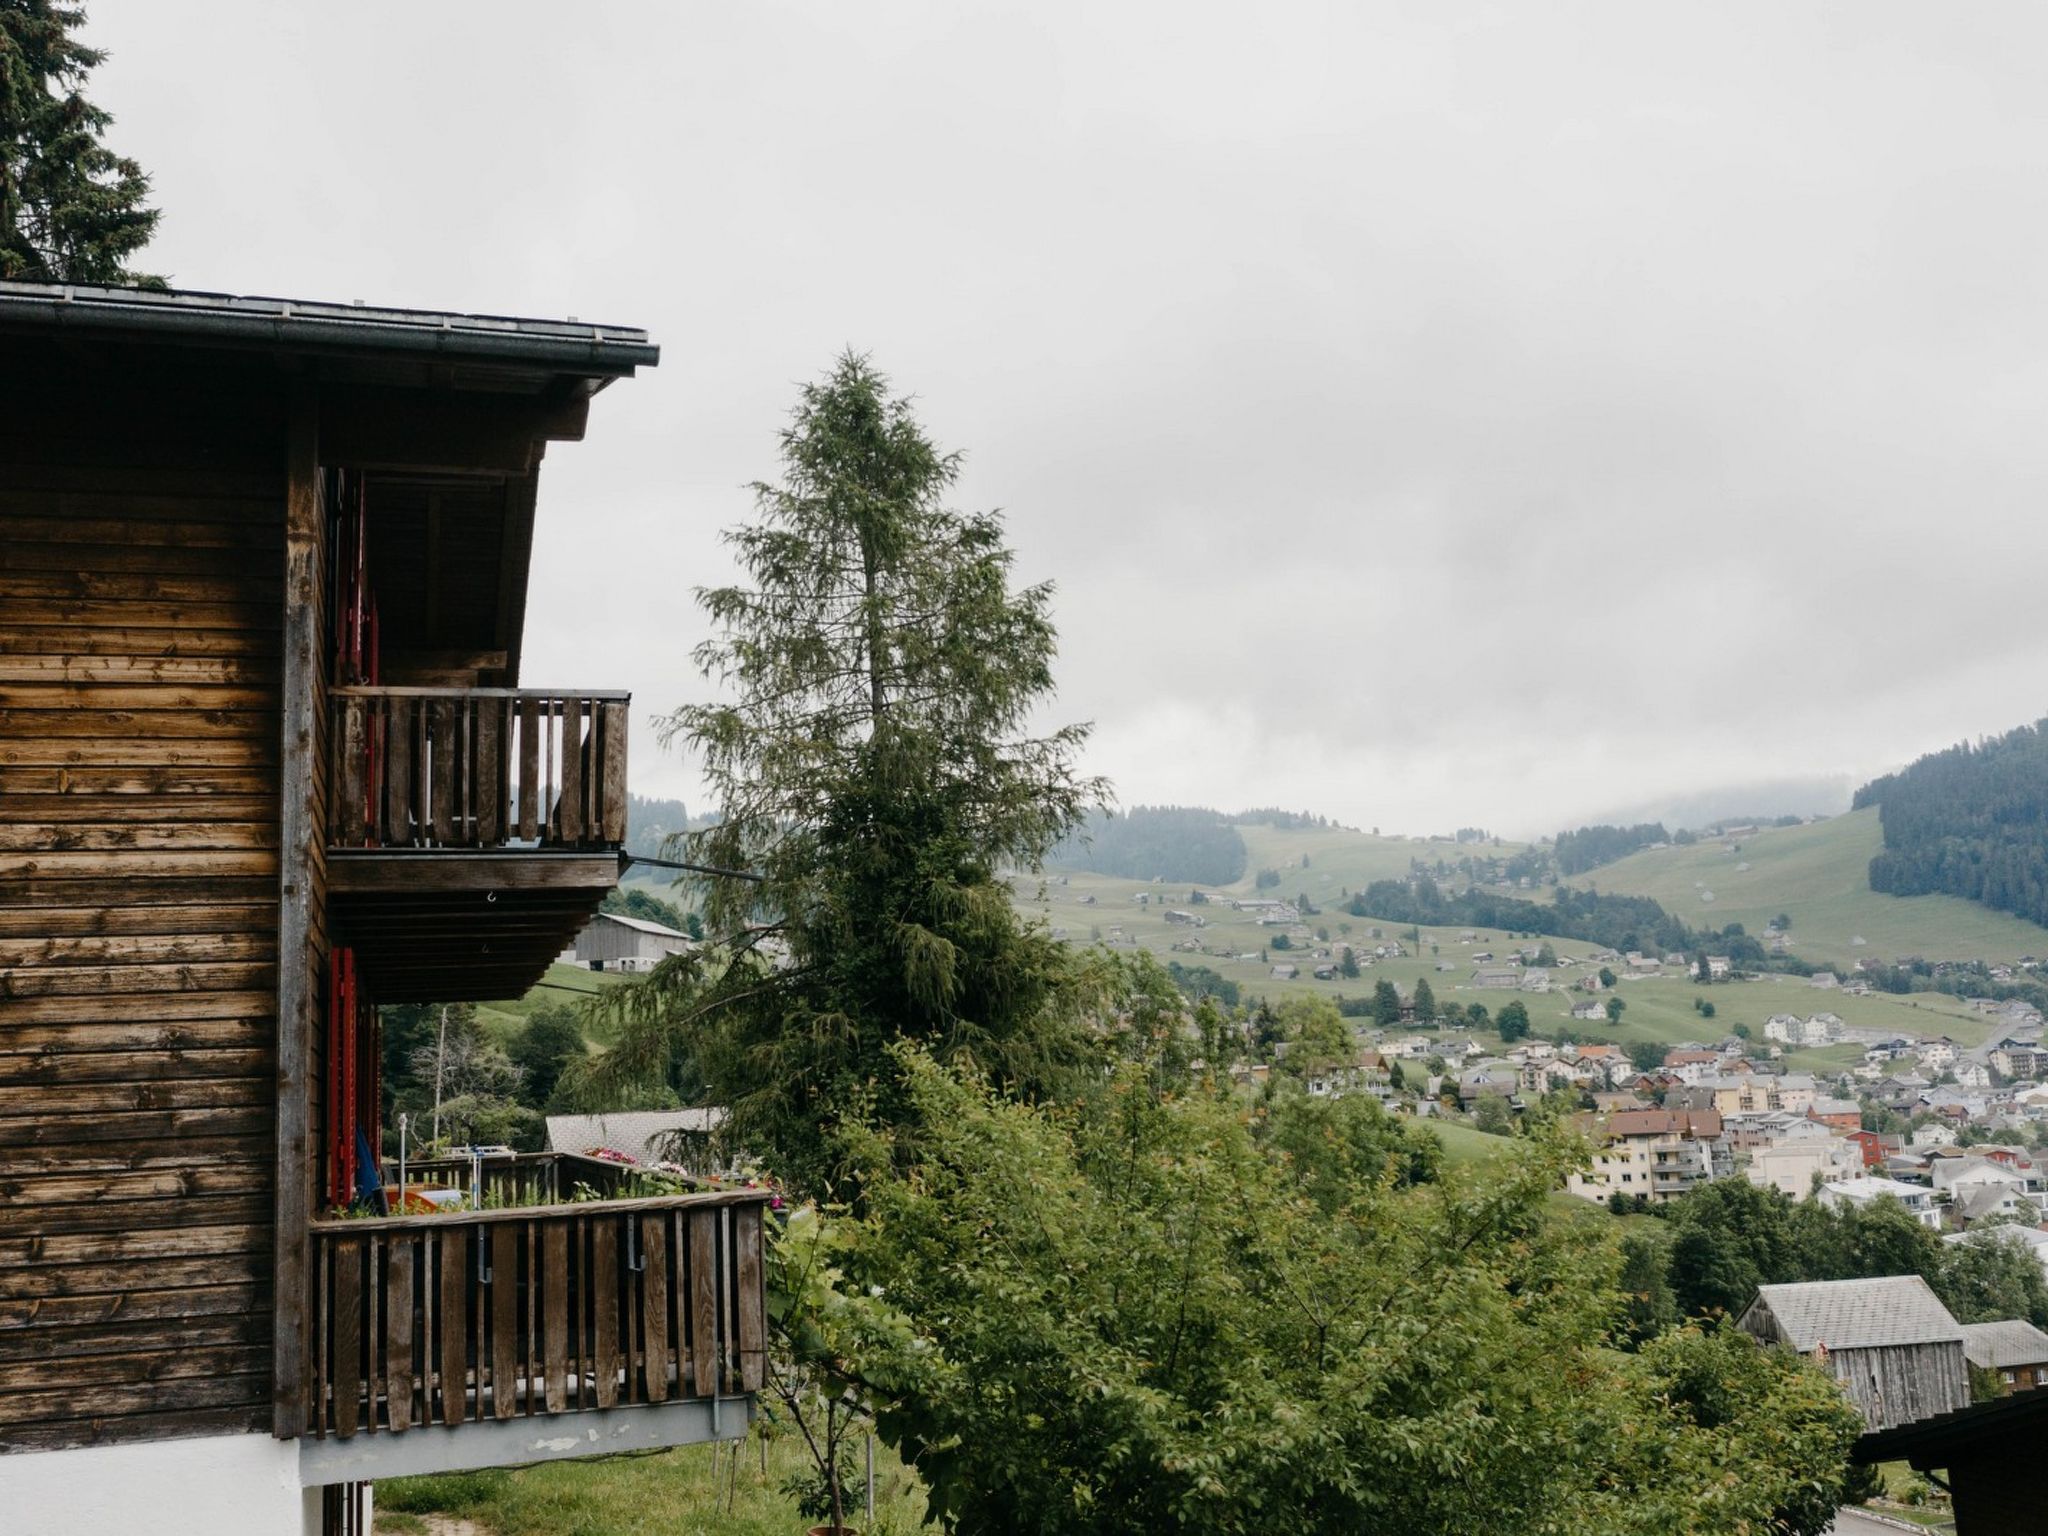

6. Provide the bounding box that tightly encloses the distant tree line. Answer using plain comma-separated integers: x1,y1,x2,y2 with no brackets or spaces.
1345,877,1692,955
1856,719,2048,929
1553,822,1669,875
1165,961,1240,1008
1235,807,1333,830
1049,805,1249,884
623,793,691,861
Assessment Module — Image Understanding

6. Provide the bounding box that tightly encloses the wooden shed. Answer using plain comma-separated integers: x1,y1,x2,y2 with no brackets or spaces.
1736,1276,1969,1430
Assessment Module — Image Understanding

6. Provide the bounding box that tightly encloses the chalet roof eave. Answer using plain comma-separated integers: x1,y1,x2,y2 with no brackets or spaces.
0,279,660,382
1852,1383,2048,1467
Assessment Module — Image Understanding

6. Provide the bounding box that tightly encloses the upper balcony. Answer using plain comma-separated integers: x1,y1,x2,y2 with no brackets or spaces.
327,685,630,1001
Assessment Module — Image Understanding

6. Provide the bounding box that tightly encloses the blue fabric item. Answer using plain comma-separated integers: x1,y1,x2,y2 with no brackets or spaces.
354,1126,386,1212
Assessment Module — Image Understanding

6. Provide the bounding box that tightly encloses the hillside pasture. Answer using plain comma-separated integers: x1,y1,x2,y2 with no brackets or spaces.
1572,807,2048,963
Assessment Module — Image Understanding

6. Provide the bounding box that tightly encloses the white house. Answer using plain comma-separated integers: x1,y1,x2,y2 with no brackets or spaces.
1746,1138,1863,1199
1819,1176,1943,1229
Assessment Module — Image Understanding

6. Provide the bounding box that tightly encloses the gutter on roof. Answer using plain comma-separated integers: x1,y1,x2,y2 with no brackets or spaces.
0,282,659,376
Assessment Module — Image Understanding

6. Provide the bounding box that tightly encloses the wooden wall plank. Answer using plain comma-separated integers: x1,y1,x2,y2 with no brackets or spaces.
267,389,319,1439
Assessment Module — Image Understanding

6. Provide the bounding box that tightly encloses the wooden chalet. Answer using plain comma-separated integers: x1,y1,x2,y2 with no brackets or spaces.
0,283,767,1529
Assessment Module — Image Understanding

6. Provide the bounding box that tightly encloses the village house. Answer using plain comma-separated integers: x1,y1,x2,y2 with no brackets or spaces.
1844,1129,1891,1169
1917,1037,1960,1072
1737,1276,1970,1430
1960,1320,2048,1395
1807,1096,1862,1131
1820,1177,1944,1229
1471,965,1522,989
1564,1109,1723,1206
0,284,770,1527
1748,1137,1864,1198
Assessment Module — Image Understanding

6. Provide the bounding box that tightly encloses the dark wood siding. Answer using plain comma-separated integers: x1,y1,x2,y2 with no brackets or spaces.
0,370,286,1452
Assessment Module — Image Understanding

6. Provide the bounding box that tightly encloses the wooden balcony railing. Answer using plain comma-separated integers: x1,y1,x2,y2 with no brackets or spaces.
308,1192,768,1440
330,686,629,851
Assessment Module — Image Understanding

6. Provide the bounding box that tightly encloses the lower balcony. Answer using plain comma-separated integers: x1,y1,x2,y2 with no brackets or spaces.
300,1190,768,1484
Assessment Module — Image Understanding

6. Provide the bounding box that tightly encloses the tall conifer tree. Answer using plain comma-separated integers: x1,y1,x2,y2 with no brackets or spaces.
589,354,1104,1192
1,2,160,284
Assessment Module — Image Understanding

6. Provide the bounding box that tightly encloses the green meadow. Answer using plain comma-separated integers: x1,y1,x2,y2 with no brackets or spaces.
1569,807,2048,964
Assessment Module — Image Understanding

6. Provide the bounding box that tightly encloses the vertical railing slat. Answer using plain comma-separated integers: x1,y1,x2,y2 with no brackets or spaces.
689,1209,718,1398
429,700,456,844
558,697,584,843
476,697,502,845
543,1220,570,1412
386,1238,415,1432
440,1228,468,1426
332,1238,362,1438
337,697,367,844
600,700,628,844
384,698,413,845
735,1203,765,1392
492,1222,520,1419
517,695,540,839
593,1218,621,1408
641,1215,671,1403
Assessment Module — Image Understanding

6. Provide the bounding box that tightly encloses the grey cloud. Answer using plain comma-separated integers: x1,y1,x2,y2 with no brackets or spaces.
87,0,2048,836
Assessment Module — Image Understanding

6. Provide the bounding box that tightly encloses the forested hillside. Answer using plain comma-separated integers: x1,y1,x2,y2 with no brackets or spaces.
1553,822,1669,875
623,793,691,860
1857,718,2048,928
1049,805,1248,884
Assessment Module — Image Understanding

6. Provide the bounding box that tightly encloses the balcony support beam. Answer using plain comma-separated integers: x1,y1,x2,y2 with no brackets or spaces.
297,1397,751,1487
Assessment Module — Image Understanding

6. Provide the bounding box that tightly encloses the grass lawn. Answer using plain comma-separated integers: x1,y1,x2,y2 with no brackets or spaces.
1429,1117,1521,1166
377,1429,926,1536
476,963,630,1050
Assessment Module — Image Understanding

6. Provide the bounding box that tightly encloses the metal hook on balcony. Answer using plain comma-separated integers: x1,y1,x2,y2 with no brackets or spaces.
626,1214,644,1272
478,1233,494,1286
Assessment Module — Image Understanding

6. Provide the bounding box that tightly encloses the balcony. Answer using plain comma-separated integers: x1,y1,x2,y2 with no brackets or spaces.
327,686,630,1000
301,1190,769,1484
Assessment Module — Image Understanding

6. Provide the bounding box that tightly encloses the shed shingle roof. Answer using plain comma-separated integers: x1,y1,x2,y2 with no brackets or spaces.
545,1109,724,1162
1959,1319,2048,1370
1749,1276,1963,1352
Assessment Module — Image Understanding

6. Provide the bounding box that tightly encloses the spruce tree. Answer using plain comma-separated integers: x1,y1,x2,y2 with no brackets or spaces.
588,353,1104,1192
1,2,160,284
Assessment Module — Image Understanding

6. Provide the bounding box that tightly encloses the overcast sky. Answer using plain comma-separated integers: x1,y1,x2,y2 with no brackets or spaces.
87,2,2048,836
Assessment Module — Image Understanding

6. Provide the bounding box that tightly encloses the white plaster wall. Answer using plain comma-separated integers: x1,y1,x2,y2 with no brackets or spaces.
0,1432,319,1536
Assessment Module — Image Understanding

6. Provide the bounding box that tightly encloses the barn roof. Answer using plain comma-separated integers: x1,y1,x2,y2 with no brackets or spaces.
1960,1319,2048,1370
594,911,691,940
1748,1276,1963,1352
